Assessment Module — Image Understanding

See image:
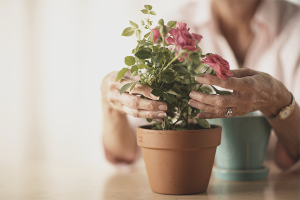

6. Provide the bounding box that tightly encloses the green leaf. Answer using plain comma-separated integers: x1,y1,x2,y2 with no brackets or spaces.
120,82,134,94
116,68,129,82
196,118,211,129
131,65,138,73
173,65,188,75
158,19,164,26
121,27,135,36
141,20,145,26
150,11,156,15
146,118,153,123
144,5,152,10
190,52,201,66
202,86,213,94
152,52,163,63
137,63,149,69
124,56,135,66
167,21,177,28
211,85,232,95
141,9,149,14
161,71,175,83
175,127,188,130
135,50,152,59
139,41,152,46
163,93,175,104
144,32,151,38
130,82,137,91
151,88,164,96
130,71,138,78
136,29,142,40
166,90,178,96
218,91,232,95
129,21,139,29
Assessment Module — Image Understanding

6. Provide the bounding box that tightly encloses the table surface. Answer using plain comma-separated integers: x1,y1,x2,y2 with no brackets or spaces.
0,160,299,200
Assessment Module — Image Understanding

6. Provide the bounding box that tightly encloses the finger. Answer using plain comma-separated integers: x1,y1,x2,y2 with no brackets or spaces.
114,78,159,100
230,68,257,78
124,70,141,81
189,91,237,107
196,112,214,119
122,106,167,119
188,99,238,118
110,92,167,111
195,74,254,90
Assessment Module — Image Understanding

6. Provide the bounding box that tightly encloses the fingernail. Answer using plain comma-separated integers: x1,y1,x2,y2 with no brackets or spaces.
150,93,159,100
158,105,167,111
157,113,167,118
188,99,197,107
189,91,197,98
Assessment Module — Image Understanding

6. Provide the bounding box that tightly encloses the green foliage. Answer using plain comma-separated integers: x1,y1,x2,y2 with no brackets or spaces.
141,9,149,14
120,82,134,94
167,21,177,28
135,50,152,59
125,56,135,66
144,5,152,10
117,5,226,130
196,118,211,129
146,118,153,123
136,29,142,40
158,19,164,26
161,70,175,83
116,68,128,81
129,21,139,29
150,11,156,15
121,27,135,36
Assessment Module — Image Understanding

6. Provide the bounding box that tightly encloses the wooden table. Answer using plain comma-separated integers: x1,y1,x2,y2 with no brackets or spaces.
0,160,299,200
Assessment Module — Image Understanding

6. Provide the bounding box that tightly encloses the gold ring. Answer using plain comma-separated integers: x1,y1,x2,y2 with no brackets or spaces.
226,107,233,118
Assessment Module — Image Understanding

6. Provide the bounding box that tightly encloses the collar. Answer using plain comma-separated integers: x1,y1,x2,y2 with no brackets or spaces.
191,0,280,43
251,0,280,42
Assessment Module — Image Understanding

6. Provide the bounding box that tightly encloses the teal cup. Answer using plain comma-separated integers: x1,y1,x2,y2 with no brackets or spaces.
208,112,271,181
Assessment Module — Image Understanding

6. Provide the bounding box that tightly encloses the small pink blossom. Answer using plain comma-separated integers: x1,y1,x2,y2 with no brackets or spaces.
150,27,161,43
165,22,202,62
201,54,233,79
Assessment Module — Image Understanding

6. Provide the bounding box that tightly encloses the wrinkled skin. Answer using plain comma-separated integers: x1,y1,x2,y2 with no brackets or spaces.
188,68,300,169
188,68,291,119
101,71,167,119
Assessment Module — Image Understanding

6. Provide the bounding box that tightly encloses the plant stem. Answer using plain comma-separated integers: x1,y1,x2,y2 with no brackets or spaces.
148,55,180,85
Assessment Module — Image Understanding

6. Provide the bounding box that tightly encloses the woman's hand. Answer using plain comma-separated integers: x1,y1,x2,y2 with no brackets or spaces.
101,71,167,119
188,68,291,119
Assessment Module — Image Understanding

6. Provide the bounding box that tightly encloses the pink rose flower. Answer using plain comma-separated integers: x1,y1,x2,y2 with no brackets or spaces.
165,22,202,61
201,54,233,79
150,27,161,43
176,22,188,30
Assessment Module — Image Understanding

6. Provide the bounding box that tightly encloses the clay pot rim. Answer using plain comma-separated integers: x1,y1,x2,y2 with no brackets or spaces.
137,124,221,134
137,124,222,149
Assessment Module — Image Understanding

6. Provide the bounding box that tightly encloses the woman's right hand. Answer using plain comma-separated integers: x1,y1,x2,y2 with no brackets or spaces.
101,71,167,119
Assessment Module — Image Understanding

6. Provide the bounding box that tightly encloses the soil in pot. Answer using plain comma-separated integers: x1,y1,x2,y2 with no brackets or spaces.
137,125,222,195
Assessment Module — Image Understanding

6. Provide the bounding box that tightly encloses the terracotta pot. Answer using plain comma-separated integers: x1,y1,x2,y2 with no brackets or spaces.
136,125,222,195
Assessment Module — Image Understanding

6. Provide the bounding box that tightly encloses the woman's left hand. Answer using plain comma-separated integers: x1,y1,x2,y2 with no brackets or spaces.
188,68,292,119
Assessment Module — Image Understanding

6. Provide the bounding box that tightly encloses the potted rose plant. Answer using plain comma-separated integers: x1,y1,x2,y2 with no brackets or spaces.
117,5,232,195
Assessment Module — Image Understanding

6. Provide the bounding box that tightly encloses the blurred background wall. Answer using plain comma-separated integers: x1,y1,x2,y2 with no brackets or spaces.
0,0,299,167
0,0,196,168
